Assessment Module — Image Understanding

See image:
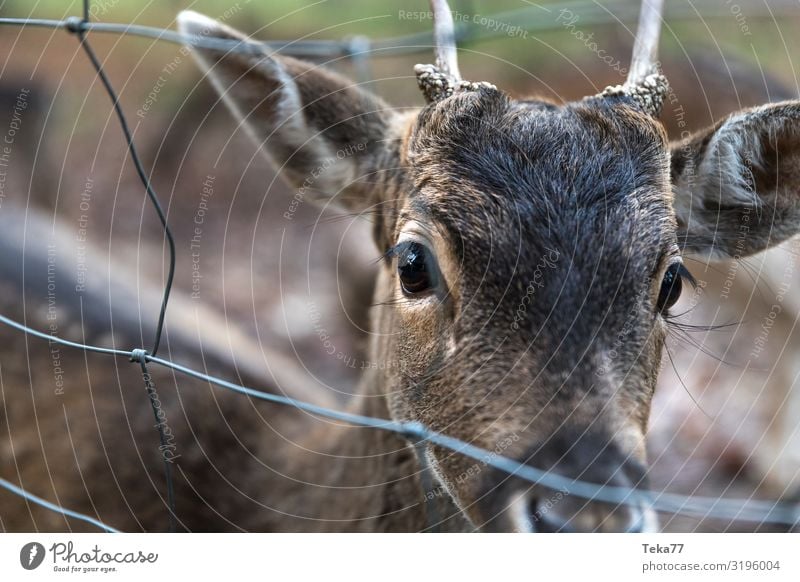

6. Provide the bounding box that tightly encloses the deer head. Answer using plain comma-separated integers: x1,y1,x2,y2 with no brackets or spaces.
177,0,800,532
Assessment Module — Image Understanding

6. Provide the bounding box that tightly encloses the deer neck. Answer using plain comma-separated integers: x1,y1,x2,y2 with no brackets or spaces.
264,363,463,531
274,367,418,531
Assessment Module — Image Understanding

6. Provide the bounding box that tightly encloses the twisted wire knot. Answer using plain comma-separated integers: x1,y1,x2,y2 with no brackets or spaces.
129,348,149,364
64,16,87,35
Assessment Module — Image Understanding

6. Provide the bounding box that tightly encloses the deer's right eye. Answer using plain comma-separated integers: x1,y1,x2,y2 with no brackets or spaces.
397,242,437,295
657,262,694,313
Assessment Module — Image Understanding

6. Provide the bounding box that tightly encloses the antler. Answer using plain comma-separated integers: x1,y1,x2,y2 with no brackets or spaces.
414,0,495,103
430,0,461,80
628,0,663,85
601,0,668,117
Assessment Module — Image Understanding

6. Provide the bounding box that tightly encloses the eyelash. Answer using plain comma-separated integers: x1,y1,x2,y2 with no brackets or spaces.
676,264,696,287
382,241,422,264
382,243,404,262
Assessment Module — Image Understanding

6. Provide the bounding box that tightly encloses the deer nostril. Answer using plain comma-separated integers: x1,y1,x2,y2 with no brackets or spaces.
523,493,647,533
527,496,575,533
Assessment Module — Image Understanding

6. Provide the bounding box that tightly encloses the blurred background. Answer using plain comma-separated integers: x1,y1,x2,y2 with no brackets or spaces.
1,0,799,532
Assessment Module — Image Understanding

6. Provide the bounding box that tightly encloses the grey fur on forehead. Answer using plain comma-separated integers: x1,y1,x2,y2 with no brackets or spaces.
600,73,669,117
414,64,497,103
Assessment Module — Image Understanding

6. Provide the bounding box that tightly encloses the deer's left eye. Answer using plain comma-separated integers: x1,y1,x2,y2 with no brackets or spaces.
657,262,691,313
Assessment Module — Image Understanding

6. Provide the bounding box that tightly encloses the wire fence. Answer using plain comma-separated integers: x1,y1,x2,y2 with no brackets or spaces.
0,0,799,533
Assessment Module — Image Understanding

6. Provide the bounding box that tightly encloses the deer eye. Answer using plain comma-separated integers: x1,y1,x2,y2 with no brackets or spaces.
397,242,436,295
657,262,690,313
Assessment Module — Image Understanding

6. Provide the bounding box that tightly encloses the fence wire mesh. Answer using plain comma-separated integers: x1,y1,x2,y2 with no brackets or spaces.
0,0,798,533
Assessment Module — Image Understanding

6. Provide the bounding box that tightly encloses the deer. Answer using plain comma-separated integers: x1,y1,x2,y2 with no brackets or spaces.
2,0,800,533
171,0,800,533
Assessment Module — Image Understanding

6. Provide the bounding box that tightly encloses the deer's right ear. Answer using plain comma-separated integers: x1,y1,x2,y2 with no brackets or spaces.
177,11,400,212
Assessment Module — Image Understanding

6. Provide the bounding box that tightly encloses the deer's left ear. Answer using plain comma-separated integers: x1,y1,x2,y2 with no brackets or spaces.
670,101,800,259
177,11,401,212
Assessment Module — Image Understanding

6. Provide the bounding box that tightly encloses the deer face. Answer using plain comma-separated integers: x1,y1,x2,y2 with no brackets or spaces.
179,2,800,532
377,92,676,532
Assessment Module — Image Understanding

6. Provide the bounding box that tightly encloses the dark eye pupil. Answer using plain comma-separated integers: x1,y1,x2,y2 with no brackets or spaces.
399,242,433,294
657,263,683,312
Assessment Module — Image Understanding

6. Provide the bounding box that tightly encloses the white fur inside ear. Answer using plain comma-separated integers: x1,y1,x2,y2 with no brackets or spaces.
673,109,765,260
699,111,764,208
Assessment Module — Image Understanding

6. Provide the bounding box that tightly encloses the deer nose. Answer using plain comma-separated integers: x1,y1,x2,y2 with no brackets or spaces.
522,492,648,533
478,428,656,532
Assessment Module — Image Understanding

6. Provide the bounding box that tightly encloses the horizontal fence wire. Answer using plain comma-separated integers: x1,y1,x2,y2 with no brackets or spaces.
1,0,800,60
0,0,799,533
0,476,121,533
